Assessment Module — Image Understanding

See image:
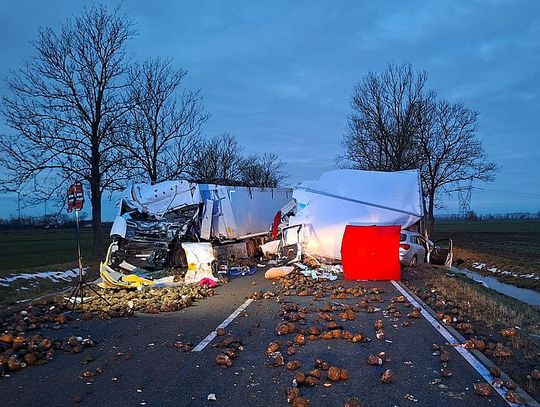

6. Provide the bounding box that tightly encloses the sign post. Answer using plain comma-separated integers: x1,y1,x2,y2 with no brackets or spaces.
64,182,109,310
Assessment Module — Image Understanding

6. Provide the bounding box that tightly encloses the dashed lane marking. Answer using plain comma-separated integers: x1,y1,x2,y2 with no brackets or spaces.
192,298,254,352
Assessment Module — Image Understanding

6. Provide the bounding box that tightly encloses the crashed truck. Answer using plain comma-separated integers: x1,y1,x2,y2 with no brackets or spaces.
272,169,452,267
101,170,451,288
106,181,293,274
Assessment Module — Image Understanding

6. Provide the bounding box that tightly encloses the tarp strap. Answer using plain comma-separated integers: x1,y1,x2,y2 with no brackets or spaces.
297,187,423,217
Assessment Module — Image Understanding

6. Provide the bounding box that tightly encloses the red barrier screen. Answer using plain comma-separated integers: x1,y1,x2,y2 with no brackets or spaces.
341,225,401,281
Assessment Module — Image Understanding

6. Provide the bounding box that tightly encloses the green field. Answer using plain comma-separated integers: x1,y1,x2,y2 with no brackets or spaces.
0,227,111,275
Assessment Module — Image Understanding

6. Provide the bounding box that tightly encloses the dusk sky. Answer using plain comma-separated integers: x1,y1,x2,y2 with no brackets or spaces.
0,0,539,220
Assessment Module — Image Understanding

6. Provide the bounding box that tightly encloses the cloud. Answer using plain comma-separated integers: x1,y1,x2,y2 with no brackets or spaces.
0,0,539,217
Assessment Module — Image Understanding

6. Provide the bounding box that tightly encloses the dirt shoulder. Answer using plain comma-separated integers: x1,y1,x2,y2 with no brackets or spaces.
402,264,540,401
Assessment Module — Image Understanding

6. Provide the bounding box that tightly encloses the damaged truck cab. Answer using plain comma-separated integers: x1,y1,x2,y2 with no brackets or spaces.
108,180,293,271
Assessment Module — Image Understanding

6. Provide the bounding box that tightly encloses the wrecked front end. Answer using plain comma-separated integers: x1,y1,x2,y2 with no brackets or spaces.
109,203,201,270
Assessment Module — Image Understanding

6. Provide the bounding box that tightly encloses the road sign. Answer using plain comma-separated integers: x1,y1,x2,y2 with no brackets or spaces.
67,182,84,212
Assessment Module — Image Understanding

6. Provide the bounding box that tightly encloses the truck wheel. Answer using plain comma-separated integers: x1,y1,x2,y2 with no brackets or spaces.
170,247,187,269
246,240,257,257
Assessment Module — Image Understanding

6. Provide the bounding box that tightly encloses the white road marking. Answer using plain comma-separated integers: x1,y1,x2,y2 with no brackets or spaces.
391,280,521,407
192,298,254,352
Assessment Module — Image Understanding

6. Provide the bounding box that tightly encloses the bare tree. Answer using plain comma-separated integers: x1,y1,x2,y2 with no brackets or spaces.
0,5,134,256
189,134,288,187
189,133,245,184
241,153,288,188
340,63,427,171
340,63,498,233
418,99,497,232
121,58,208,183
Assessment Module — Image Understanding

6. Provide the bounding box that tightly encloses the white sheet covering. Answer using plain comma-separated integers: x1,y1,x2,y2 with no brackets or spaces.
287,169,423,259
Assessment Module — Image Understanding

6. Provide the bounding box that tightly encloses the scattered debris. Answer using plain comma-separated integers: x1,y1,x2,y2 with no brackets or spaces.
404,394,418,402
473,382,492,397
344,397,363,407
380,369,394,384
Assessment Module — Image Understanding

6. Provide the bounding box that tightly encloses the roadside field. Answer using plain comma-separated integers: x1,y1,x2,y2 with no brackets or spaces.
434,219,540,291
0,227,112,304
0,227,111,275
434,219,540,264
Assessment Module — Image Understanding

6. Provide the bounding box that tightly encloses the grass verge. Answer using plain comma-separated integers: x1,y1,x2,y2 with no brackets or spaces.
0,227,110,273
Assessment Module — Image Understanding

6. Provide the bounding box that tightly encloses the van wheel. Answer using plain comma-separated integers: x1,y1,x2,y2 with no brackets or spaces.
409,255,418,268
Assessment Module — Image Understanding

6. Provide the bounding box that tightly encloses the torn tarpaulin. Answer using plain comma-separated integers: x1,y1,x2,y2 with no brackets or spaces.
276,169,424,260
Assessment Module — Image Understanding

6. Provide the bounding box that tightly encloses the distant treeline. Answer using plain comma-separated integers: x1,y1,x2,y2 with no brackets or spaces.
436,211,540,221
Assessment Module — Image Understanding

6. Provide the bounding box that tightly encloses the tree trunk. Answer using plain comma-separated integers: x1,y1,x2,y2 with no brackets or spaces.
90,135,103,257
90,181,103,257
427,191,435,237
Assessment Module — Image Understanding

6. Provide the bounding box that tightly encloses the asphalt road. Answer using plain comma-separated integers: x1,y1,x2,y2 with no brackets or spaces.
0,268,510,407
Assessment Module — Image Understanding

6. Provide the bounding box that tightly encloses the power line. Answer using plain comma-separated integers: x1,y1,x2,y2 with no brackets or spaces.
472,187,540,199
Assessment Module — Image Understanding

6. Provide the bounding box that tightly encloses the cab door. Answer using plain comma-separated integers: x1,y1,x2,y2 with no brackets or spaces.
430,239,453,267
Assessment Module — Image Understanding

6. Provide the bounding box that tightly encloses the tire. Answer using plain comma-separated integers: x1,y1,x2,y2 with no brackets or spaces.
246,240,257,257
169,246,187,269
409,255,418,268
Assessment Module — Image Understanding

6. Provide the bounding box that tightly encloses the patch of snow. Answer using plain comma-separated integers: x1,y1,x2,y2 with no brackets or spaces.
0,268,86,286
488,267,498,273
472,262,486,270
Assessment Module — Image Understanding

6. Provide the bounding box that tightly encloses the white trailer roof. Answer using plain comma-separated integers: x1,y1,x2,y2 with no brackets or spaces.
287,169,424,259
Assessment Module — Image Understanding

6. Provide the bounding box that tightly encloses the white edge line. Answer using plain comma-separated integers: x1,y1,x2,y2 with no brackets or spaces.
192,298,254,352
391,280,521,407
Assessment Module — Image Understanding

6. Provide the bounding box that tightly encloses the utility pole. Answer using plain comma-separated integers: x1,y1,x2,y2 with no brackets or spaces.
11,190,21,224
5,188,23,225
